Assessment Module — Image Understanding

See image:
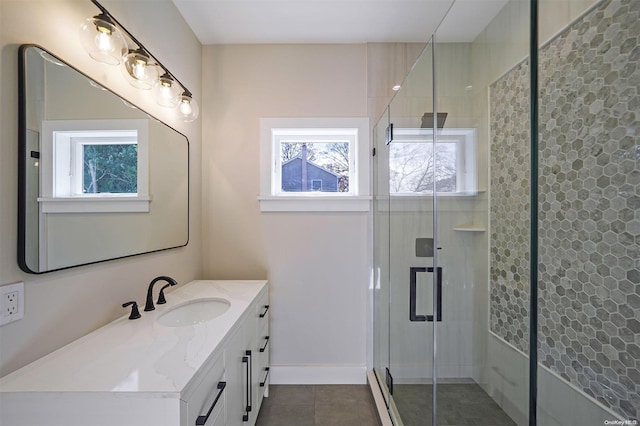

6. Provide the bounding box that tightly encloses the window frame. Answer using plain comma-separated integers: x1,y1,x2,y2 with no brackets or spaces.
39,119,150,213
259,117,371,212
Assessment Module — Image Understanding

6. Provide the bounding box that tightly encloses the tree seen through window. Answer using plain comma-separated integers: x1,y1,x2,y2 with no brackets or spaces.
83,144,138,194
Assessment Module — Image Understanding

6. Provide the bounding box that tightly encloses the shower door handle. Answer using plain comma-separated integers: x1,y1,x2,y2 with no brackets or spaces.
409,267,442,322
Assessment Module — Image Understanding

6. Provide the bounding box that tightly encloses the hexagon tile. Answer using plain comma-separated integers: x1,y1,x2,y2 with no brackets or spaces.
490,0,639,420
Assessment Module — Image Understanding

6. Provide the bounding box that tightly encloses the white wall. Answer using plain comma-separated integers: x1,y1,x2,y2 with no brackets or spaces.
0,0,203,376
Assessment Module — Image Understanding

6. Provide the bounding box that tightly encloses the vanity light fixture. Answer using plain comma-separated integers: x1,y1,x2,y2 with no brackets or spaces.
152,74,182,107
122,48,159,90
80,0,199,121
177,92,199,122
79,12,127,66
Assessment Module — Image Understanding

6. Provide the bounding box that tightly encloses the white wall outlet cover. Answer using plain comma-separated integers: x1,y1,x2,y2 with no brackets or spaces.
1,282,25,325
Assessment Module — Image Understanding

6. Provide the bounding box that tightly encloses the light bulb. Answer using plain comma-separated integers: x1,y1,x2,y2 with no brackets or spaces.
179,101,192,115
177,93,199,122
97,31,111,51
152,74,181,107
132,59,147,79
122,49,158,90
79,14,126,66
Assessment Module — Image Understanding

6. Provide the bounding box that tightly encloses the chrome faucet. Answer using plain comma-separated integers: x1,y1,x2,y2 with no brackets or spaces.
144,276,178,311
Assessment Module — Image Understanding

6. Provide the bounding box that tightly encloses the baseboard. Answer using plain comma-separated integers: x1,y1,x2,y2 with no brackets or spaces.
269,365,367,384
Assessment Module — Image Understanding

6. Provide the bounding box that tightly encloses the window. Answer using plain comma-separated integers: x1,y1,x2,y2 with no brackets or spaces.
72,135,138,196
40,119,150,213
310,179,323,191
259,118,370,212
390,128,477,195
274,130,355,195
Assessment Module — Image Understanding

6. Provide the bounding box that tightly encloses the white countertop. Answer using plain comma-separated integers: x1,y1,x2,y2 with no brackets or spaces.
0,280,267,397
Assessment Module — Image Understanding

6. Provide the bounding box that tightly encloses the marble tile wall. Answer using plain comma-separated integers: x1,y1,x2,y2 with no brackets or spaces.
489,59,531,355
490,0,639,420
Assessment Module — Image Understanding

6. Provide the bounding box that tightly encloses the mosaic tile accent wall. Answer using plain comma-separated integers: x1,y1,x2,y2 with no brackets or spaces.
490,0,640,419
489,59,531,354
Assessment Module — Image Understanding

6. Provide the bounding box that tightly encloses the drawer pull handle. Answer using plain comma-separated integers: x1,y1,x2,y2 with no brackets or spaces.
195,381,226,426
242,350,252,421
260,367,270,387
259,336,270,353
259,305,270,318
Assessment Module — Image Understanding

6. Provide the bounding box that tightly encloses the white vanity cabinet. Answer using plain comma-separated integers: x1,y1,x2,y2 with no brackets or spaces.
224,289,270,425
0,280,269,426
225,314,254,425
182,352,226,426
254,291,271,412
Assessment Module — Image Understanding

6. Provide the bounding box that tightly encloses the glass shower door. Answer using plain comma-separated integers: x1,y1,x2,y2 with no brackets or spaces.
373,106,391,408
386,40,438,425
372,1,536,424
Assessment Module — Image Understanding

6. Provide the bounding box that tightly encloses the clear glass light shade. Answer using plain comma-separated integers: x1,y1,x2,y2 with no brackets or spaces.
177,94,199,122
152,75,181,107
122,50,159,90
79,15,127,66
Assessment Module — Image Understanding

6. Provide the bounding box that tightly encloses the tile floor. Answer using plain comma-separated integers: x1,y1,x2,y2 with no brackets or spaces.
393,383,516,426
255,384,381,426
256,383,514,426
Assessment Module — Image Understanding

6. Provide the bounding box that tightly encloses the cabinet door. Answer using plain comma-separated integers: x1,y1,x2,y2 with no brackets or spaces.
225,317,252,426
226,287,269,426
182,352,226,426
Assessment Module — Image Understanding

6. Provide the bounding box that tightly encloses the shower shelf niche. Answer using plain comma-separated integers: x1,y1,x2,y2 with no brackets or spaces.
452,223,486,232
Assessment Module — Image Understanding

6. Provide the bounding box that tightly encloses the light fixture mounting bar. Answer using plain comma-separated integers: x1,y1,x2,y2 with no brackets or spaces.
90,0,193,97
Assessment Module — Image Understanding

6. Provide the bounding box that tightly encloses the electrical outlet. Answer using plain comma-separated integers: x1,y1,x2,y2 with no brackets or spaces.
1,282,24,325
5,292,18,315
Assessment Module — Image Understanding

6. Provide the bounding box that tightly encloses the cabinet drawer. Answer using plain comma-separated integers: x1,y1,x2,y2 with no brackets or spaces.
255,333,270,387
255,292,270,325
182,353,226,426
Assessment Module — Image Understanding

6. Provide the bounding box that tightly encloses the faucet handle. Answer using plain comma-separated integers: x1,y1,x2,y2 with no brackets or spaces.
122,301,141,320
157,283,172,305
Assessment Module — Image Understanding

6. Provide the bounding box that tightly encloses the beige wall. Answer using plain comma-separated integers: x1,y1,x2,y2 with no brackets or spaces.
0,0,203,376
201,42,432,381
202,44,372,381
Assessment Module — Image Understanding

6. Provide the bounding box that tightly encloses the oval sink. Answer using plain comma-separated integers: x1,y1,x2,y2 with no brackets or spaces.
157,298,231,327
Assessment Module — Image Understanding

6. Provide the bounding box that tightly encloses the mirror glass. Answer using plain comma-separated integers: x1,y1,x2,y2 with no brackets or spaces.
19,45,189,274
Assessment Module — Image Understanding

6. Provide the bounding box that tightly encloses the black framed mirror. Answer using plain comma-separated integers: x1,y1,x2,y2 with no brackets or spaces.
18,44,189,274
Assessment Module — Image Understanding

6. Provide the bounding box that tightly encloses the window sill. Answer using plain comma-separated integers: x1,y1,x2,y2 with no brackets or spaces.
389,189,487,198
258,196,371,212
38,196,151,213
